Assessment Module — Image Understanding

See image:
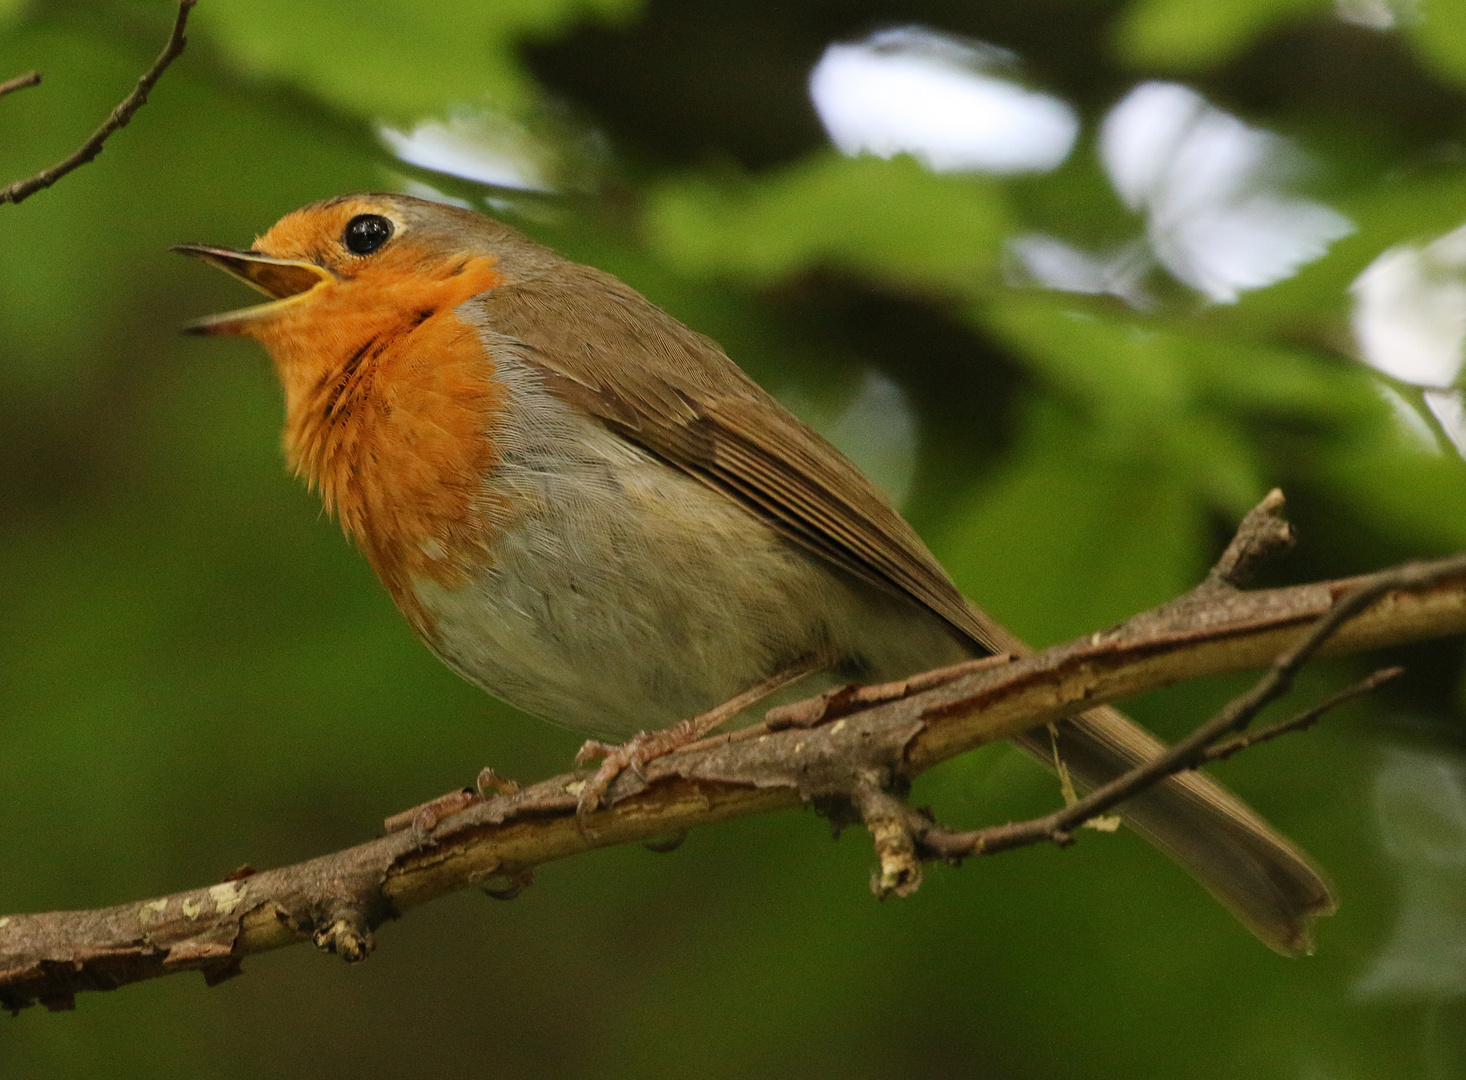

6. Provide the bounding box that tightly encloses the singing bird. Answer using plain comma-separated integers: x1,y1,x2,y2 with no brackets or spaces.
177,193,1333,954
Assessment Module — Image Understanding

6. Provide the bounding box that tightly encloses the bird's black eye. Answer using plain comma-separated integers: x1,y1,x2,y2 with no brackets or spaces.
343,214,394,255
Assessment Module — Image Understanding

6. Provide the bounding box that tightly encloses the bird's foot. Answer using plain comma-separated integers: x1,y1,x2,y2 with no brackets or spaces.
574,718,705,815
568,655,1016,816
764,653,1018,729
572,659,825,815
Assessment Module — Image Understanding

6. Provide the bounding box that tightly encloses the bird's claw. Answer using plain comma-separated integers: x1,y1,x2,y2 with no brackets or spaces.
573,739,620,767
574,724,696,815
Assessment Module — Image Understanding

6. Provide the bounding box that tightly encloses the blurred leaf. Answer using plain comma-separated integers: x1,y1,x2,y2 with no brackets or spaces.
1408,0,1466,90
935,396,1206,644
1115,0,1332,70
1320,419,1466,551
977,297,1266,512
197,0,638,121
647,153,1010,293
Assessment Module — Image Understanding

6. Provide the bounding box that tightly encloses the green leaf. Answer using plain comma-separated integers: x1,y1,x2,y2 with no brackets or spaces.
1408,0,1466,89
934,398,1207,645
647,153,1009,294
197,0,638,121
1320,415,1466,551
1115,0,1331,70
976,297,1267,512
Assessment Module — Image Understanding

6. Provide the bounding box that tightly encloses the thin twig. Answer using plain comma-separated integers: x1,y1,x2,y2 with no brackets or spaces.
1204,666,1404,763
0,71,41,100
0,1,195,206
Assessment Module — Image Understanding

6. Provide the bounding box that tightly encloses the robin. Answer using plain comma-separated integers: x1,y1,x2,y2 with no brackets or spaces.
177,193,1334,955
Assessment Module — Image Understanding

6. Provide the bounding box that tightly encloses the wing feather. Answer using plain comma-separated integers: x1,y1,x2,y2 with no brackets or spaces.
468,264,998,650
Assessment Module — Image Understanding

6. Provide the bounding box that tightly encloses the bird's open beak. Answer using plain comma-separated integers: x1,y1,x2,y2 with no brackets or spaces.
173,245,335,336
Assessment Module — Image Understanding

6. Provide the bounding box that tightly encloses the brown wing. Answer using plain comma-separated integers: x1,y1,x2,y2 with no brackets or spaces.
469,262,1006,653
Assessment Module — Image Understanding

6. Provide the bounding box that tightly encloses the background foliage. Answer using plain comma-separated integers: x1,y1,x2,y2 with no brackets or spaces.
3,0,1466,1076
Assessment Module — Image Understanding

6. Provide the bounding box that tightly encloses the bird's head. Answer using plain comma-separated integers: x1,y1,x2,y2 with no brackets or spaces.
173,192,540,343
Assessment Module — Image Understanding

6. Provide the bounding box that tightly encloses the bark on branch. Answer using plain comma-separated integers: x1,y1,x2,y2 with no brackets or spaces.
0,0,195,206
4,491,1466,1013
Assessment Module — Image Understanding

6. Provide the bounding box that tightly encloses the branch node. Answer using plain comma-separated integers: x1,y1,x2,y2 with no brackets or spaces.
1205,488,1295,590
384,787,480,835
1204,665,1404,763
313,915,373,963
765,655,1016,730
851,773,924,899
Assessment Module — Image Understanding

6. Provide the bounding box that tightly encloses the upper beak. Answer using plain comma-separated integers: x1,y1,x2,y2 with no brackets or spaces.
173,245,335,335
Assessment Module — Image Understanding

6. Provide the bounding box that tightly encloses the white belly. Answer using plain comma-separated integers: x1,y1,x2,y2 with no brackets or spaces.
409,355,968,736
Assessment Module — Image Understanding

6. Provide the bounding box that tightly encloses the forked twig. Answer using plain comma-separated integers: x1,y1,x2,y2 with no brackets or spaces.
1203,666,1403,763
0,1,195,205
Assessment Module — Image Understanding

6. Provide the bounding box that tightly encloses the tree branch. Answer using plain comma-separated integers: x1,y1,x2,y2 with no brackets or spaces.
0,71,42,100
912,518,1466,862
0,0,195,206
4,491,1466,1013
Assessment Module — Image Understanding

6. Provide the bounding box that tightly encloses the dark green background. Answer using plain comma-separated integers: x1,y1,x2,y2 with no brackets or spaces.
4,0,1466,1076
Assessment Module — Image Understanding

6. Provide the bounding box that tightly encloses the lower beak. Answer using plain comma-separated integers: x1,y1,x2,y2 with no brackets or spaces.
173,245,335,336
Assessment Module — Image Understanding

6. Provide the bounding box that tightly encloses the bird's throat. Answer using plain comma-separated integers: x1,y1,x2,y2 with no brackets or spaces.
250,255,507,633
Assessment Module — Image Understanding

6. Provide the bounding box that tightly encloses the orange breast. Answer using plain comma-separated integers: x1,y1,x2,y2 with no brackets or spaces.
249,253,507,635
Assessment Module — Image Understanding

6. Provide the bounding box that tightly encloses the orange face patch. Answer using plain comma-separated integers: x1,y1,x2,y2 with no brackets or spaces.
253,198,398,269
237,211,508,636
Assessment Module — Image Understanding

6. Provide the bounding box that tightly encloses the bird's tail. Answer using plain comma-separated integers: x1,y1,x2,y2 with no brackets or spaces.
1012,703,1336,955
